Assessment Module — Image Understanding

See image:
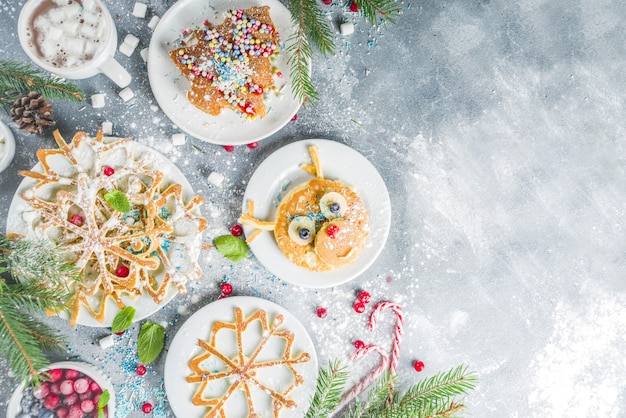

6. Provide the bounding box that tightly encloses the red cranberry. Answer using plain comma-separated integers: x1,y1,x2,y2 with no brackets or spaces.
414,360,425,372
350,1,359,12
220,282,233,295
357,291,371,304
103,166,115,176
246,142,258,149
223,145,235,152
115,265,130,278
354,340,365,350
43,393,60,409
136,364,147,376
230,224,243,236
353,301,366,314
142,402,153,413
316,307,327,318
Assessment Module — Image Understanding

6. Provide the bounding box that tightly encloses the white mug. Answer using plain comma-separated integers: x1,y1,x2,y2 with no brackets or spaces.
17,0,131,88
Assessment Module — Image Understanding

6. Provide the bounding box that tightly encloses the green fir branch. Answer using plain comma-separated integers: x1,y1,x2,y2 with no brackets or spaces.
305,359,350,418
0,59,83,113
354,0,401,26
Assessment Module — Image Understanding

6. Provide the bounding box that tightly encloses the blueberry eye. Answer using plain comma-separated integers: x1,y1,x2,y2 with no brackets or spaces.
329,202,341,213
299,228,311,239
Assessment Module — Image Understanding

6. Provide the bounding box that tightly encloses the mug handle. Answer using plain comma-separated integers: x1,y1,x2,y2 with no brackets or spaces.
98,57,132,88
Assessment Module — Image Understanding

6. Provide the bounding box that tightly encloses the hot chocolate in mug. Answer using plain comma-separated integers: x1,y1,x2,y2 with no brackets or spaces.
18,0,131,88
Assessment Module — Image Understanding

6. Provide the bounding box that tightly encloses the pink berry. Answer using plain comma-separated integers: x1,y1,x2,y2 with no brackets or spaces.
316,307,327,318
68,404,83,418
353,301,366,314
74,378,89,394
357,291,371,304
223,145,235,152
89,382,101,392
64,392,79,406
60,380,75,395
56,407,69,418
142,402,153,413
414,360,425,372
136,364,147,376
48,368,64,383
220,282,233,295
326,224,339,239
115,265,129,278
69,214,84,227
81,399,95,413
246,142,258,149
50,383,61,394
44,393,60,409
33,382,50,399
354,340,365,350
350,1,359,12
230,224,243,236
103,166,115,176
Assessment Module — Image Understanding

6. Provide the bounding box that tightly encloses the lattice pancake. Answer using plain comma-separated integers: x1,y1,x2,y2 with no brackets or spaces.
169,6,280,119
187,307,310,417
16,130,208,326
239,146,369,272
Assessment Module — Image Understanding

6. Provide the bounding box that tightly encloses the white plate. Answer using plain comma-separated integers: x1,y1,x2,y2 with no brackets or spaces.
148,0,303,145
164,296,318,418
0,120,16,173
242,139,391,288
6,140,201,327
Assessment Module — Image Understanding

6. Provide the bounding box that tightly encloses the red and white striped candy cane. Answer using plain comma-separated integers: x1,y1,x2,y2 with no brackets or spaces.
335,343,389,413
369,301,404,374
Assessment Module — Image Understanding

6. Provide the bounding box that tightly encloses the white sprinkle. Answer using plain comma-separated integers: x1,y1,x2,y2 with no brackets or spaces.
172,133,186,146
207,171,224,187
340,22,355,36
98,335,115,349
131,2,148,18
119,87,135,102
91,93,105,108
101,120,113,135
148,15,160,31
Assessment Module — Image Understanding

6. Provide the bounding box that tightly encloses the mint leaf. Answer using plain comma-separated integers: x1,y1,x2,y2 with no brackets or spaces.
111,306,135,333
214,235,249,262
104,190,131,212
137,322,165,364
98,389,110,417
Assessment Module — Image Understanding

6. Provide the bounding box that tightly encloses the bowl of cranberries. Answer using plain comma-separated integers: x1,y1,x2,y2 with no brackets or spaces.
7,361,115,418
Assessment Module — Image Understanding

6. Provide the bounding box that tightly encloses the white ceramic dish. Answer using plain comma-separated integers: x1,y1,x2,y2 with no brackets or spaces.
6,139,202,327
241,139,392,288
148,0,304,145
164,296,318,418
0,120,16,173
6,360,116,418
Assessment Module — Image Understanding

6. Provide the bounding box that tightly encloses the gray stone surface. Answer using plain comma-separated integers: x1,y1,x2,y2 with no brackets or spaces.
0,0,625,416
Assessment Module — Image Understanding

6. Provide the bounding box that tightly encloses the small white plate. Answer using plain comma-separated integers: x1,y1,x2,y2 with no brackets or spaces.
0,120,16,173
6,140,201,327
242,139,391,288
6,361,116,418
148,0,303,145
164,296,318,418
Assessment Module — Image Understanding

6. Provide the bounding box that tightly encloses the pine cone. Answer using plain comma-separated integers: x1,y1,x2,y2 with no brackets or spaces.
10,91,56,135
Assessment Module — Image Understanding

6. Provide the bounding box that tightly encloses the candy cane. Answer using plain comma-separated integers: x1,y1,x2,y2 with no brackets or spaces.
369,301,404,375
334,344,389,414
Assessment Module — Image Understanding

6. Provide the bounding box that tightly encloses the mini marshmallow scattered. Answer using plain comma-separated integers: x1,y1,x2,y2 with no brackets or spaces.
140,47,149,62
207,172,224,187
340,22,355,36
119,34,140,57
148,15,160,30
98,334,115,349
119,87,134,102
132,2,148,18
171,133,186,146
91,93,105,108
101,120,113,135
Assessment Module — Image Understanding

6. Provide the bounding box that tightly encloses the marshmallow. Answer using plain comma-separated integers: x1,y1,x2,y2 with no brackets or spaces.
207,172,224,187
101,120,113,135
340,22,355,36
91,93,105,108
148,15,160,30
140,47,149,62
172,133,186,146
132,2,148,18
98,334,115,349
119,87,134,102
